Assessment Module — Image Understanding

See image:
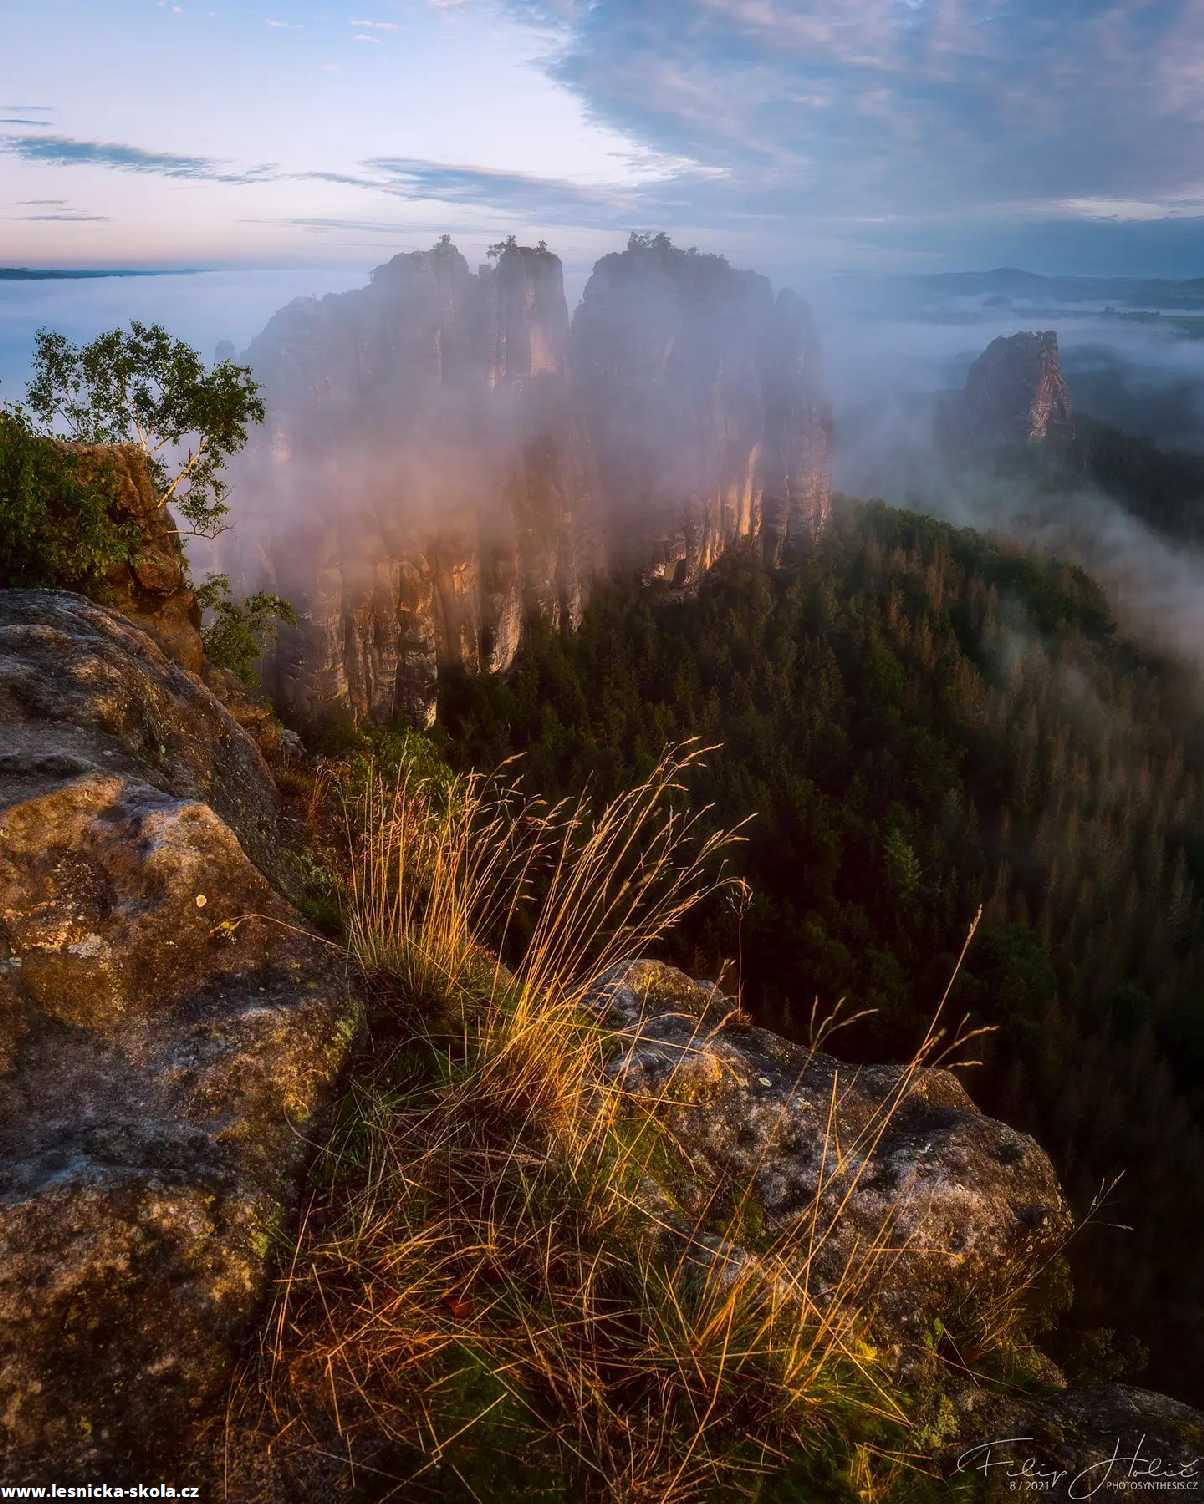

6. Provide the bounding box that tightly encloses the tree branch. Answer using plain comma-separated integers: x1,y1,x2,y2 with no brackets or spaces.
157,434,209,508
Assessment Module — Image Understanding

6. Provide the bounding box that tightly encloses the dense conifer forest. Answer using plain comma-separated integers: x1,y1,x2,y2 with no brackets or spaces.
437,497,1204,1404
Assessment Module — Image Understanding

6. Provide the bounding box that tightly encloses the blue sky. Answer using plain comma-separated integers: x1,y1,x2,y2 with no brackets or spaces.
3,0,1203,277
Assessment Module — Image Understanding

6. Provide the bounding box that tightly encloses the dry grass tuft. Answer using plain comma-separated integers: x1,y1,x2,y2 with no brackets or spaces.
238,747,995,1502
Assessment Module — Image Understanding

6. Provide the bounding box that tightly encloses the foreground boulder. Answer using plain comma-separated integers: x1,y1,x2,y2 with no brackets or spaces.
0,591,356,1477
592,959,1070,1339
592,962,1204,1492
954,1384,1204,1499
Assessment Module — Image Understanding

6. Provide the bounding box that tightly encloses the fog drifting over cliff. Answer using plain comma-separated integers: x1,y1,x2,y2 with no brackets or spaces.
11,241,1202,699
815,283,1204,675
211,234,832,725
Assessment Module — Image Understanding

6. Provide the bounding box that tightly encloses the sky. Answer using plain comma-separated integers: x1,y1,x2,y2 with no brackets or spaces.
3,0,1204,279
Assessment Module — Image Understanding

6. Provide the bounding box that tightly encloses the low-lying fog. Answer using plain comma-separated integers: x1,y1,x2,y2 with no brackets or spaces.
0,267,368,405
814,291,1204,488
5,250,1203,673
6,256,1202,465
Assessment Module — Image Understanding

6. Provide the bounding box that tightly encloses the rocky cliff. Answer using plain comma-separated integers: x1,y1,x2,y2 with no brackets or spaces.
228,236,832,726
229,239,598,727
573,236,832,585
82,443,207,673
952,330,1074,448
0,591,355,1478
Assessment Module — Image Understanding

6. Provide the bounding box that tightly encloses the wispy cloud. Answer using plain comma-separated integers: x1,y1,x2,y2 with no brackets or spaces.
8,195,110,221
0,119,53,126
290,154,737,231
298,170,383,188
266,17,303,28
352,34,382,43
350,18,399,29
242,214,498,236
0,134,279,185
489,0,1204,263
14,211,112,222
362,155,713,228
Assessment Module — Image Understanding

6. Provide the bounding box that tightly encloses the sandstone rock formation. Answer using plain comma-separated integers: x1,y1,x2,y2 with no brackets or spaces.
590,961,1204,1498
954,330,1074,448
591,959,1068,1336
82,443,206,673
573,236,833,585
0,590,355,1478
229,238,598,727
228,235,832,727
0,434,205,673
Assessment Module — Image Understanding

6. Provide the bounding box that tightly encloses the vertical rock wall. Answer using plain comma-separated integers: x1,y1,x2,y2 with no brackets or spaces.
229,240,596,727
959,330,1074,446
229,236,832,727
572,239,833,586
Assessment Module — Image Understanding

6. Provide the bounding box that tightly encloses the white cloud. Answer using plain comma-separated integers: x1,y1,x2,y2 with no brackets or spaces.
266,17,302,29
350,18,399,29
352,34,381,43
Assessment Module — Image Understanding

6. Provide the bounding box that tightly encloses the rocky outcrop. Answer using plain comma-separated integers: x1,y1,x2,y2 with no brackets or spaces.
229,235,831,726
83,443,206,673
951,330,1074,449
0,590,356,1478
229,239,598,728
591,961,1204,1496
573,238,832,585
591,960,1068,1335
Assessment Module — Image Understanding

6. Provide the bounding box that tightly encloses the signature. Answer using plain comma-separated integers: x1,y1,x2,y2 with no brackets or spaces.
954,1436,1203,1498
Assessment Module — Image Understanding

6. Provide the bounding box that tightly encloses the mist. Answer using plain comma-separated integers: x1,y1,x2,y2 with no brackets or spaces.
7,239,1204,695
0,267,368,407
810,278,1204,676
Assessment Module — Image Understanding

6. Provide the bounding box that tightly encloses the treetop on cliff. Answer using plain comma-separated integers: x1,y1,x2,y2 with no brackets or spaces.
24,321,264,539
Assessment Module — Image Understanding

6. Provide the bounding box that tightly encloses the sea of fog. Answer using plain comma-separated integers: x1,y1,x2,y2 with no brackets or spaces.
3,263,1201,472
5,258,1203,684
0,267,369,405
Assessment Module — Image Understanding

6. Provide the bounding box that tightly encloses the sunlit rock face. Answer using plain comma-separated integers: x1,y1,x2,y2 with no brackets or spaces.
230,237,831,726
959,330,1074,447
231,239,597,727
0,591,354,1479
572,237,832,586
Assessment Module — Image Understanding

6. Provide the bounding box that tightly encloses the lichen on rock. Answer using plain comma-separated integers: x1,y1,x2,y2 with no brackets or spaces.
590,959,1070,1341
0,589,357,1479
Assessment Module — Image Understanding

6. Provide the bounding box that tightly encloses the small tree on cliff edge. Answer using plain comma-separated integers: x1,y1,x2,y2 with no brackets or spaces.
24,321,264,539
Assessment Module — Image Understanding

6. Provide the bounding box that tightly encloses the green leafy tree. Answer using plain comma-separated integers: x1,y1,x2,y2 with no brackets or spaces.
23,321,264,539
884,828,922,901
196,573,297,686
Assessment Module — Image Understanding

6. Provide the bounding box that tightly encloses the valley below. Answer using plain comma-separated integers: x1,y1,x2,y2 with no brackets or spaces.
2,234,1203,1499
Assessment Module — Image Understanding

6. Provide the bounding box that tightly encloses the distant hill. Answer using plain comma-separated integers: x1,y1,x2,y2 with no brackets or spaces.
839,266,1204,312
0,267,194,281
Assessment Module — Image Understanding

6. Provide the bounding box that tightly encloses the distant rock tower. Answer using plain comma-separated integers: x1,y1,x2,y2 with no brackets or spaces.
958,330,1073,447
226,235,833,727
572,235,832,587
